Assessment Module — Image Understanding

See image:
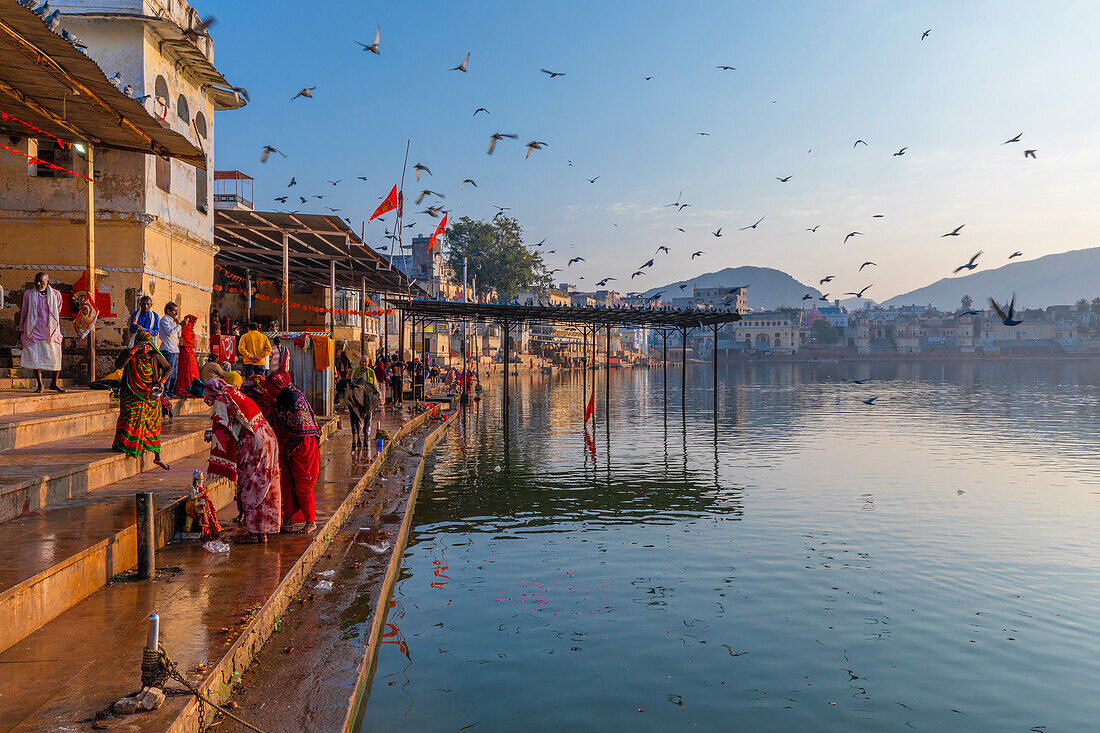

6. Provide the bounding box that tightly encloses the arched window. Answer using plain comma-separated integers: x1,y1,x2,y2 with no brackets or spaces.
176,95,189,124
153,76,170,119
194,111,207,139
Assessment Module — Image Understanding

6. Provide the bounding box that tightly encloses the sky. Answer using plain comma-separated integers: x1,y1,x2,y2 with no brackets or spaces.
207,0,1100,302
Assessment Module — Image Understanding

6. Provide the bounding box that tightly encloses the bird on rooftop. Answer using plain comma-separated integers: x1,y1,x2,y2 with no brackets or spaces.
954,251,982,273
487,133,518,155
586,176,599,184
1009,251,1023,259
845,285,873,299
32,2,49,18
777,175,792,182
1024,149,1037,158
1002,133,1022,145
941,224,965,237
62,29,87,49
712,228,723,237
691,251,704,259
415,190,444,204
843,231,862,243
717,65,736,70
525,141,548,159
356,27,381,54
473,108,489,116
893,147,908,156
859,261,877,271
807,225,820,232
451,52,470,72
854,139,868,148
183,15,217,39
540,68,566,78
121,84,133,96
287,177,297,187
741,216,765,230
106,71,123,87
292,87,315,100
656,245,669,254
820,276,835,284
461,179,477,190
861,396,879,405
990,294,1023,325
414,163,431,180
43,9,61,31
921,29,931,40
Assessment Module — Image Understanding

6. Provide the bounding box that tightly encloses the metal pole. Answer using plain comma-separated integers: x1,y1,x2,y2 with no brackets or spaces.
384,305,389,356
147,613,160,650
85,145,96,382
712,323,719,420
605,324,611,421
281,230,290,331
681,327,687,411
245,269,252,325
360,276,367,356
501,320,509,412
662,330,667,406
136,491,154,580
582,326,588,398
329,256,337,335
420,317,426,399
399,308,406,362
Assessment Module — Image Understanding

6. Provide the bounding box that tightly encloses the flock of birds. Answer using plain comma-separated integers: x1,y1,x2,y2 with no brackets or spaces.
17,1,1036,332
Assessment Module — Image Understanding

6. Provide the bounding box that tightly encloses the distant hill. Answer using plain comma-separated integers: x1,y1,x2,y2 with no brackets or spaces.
883,247,1100,309
642,266,825,311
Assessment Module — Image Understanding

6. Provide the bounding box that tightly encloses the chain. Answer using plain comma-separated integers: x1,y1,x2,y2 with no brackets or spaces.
147,646,268,733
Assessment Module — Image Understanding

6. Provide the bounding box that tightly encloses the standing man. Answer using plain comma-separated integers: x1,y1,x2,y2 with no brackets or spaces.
159,302,181,395
238,322,272,378
129,295,159,346
19,271,65,393
389,357,404,408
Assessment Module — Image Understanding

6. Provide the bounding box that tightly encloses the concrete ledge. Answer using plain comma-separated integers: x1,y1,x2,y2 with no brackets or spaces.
0,398,208,451
0,389,111,417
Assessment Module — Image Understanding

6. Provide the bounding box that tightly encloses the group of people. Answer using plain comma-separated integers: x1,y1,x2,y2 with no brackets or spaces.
335,347,441,407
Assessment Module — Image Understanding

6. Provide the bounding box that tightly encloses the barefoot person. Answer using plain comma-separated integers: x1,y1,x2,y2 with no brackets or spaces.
19,272,65,393
203,377,281,543
112,331,171,470
266,371,321,534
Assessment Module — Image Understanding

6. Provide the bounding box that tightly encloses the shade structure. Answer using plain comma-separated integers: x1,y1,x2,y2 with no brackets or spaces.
386,299,743,329
0,0,207,166
214,208,422,294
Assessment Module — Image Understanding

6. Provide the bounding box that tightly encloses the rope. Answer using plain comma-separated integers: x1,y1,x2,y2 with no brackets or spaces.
142,645,268,733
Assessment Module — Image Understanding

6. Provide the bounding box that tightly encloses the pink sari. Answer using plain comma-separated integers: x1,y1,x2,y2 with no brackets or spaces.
204,378,282,534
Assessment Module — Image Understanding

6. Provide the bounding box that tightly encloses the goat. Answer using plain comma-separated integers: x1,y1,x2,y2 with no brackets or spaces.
334,377,382,451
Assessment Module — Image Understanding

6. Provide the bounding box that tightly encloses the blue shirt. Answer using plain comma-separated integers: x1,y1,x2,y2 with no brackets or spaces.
129,309,160,338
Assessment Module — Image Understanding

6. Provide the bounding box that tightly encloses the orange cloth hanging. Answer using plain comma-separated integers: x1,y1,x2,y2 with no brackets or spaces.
310,335,333,371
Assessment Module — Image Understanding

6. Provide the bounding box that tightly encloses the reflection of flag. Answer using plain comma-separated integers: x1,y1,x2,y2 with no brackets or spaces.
584,392,595,422
369,184,398,222
428,212,448,250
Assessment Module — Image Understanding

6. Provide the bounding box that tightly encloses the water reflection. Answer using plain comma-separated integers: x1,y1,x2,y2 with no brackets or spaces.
361,361,1100,732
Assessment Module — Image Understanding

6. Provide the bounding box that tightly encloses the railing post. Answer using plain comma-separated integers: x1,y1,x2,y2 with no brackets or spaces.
136,491,155,580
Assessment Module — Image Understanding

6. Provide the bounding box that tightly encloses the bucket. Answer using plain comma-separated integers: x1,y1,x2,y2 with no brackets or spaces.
376,437,385,453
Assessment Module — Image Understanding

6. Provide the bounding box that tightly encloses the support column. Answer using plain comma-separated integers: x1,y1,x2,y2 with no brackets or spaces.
712,323,719,420
399,308,406,362
85,145,95,382
245,269,252,325
582,326,588,399
420,317,427,399
329,258,336,335
360,276,367,356
501,320,509,413
605,324,611,421
681,327,687,410
662,330,668,406
281,230,290,331
384,304,389,356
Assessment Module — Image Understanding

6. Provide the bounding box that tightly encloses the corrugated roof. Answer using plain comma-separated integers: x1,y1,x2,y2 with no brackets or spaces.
389,299,744,330
0,0,206,166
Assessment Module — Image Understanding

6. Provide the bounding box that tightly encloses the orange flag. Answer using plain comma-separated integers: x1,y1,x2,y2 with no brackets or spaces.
369,185,398,222
428,212,448,250
584,392,595,422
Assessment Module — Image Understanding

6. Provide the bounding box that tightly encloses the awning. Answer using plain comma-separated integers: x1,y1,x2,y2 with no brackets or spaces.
0,0,206,166
214,209,423,295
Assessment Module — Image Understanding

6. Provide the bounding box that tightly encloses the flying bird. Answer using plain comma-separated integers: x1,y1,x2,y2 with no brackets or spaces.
487,133,518,155
776,175,792,182
712,228,723,237
540,68,566,78
861,396,879,405
819,294,830,301
568,257,585,266
846,285,873,298
415,190,444,204
1024,149,1037,158
327,179,341,186
326,207,341,212
656,245,670,254
676,227,686,233
820,276,835,284
853,139,868,148
921,29,931,40
547,268,562,275
640,259,655,268
893,147,907,156
274,196,288,203
461,179,477,190
292,87,315,100
299,196,308,204
990,294,1023,326
184,14,217,39
740,216,765,230
859,261,877,271
525,141,548,159
697,132,710,136
473,108,489,116
357,176,369,181
355,27,381,54
807,225,820,232
802,294,813,300
716,65,736,70
954,251,982,273
421,205,443,218
631,271,645,279
665,192,683,208
260,146,285,163
414,163,431,180
596,278,616,286
586,176,599,184
679,284,688,290
872,214,885,218
843,231,862,243
1009,251,1023,259
451,52,470,72
691,251,704,259
678,203,690,211
1002,133,1022,145
287,177,297,187
941,224,965,237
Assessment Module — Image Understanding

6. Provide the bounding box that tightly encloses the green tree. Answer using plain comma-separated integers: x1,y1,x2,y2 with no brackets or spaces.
960,294,973,312
1091,297,1100,314
444,216,550,301
1076,298,1089,313
811,318,838,345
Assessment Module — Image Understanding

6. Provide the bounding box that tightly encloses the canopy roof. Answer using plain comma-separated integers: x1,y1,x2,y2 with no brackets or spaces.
388,299,743,330
215,208,423,295
0,0,206,166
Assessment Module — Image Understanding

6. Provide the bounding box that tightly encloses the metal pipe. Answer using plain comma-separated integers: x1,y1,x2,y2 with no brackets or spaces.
605,324,611,421
85,145,96,382
281,230,290,331
712,323,719,420
681,327,687,411
136,491,154,580
360,276,367,356
662,330,667,407
245,269,252,325
147,613,160,650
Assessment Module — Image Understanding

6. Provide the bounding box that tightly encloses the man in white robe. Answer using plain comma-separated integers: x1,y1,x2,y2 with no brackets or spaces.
19,271,64,393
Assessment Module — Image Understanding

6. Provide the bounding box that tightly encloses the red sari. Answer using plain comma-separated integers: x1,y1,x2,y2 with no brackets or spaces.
204,378,282,534
175,315,201,396
265,371,321,525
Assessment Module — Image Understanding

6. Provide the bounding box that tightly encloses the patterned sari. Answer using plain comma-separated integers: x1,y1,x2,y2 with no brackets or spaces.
113,332,163,457
267,371,321,524
204,378,282,534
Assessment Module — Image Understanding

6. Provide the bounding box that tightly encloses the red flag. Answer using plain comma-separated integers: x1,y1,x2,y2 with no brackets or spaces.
428,212,448,250
584,392,595,422
369,185,398,222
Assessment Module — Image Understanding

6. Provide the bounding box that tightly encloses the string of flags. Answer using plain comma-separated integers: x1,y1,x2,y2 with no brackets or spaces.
213,282,391,317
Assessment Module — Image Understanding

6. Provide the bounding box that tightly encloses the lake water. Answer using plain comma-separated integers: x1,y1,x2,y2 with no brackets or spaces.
358,361,1100,731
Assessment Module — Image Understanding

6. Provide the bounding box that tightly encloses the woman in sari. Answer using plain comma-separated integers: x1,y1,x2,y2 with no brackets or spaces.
113,331,171,470
203,378,282,543
264,371,321,534
174,315,202,397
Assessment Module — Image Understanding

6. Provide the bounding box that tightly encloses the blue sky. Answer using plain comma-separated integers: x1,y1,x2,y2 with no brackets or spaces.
209,1,1100,301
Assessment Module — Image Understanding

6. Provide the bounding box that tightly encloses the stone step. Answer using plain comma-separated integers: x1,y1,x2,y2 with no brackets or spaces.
0,388,111,417
0,378,32,390
0,397,208,451
0,415,212,524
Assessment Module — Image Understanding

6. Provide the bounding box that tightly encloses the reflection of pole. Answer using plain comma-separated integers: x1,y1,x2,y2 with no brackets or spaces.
605,324,611,422
681,327,687,411
502,320,509,439
662,330,668,409
712,323,719,421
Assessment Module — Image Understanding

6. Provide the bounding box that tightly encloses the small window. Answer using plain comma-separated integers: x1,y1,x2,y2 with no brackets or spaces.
153,76,170,120
156,155,171,192
29,138,75,178
176,95,190,124
194,112,207,139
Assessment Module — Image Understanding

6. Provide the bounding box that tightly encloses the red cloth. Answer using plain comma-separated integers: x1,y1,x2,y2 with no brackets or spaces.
212,334,236,363
175,315,201,396
369,184,398,222
281,435,319,523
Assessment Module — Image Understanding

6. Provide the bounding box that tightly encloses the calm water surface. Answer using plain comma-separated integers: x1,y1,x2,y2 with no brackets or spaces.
358,362,1100,731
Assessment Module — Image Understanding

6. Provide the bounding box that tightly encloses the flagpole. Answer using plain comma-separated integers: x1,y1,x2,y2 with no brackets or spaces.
391,138,410,273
